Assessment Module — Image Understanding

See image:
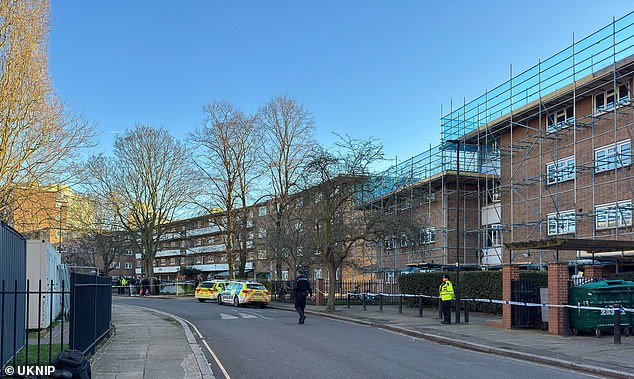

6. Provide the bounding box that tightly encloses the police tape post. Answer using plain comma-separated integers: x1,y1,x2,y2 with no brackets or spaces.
4,365,56,376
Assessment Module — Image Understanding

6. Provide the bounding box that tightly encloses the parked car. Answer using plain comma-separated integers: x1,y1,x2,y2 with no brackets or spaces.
218,281,270,308
195,280,230,302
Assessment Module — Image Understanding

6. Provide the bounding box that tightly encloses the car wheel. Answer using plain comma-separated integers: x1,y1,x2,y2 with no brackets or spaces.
198,298,206,303
259,303,267,309
234,296,240,307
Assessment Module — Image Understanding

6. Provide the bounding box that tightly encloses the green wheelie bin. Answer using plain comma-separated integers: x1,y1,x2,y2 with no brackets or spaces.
568,280,634,338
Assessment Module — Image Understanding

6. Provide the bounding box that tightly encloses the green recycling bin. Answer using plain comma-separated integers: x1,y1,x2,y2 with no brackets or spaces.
568,280,634,338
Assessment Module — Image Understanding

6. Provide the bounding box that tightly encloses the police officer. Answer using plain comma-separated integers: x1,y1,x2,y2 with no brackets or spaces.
439,274,454,324
294,271,312,324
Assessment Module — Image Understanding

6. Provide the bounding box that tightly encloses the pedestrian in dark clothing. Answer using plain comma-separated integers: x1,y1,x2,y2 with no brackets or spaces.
294,271,312,324
141,277,150,296
154,277,161,295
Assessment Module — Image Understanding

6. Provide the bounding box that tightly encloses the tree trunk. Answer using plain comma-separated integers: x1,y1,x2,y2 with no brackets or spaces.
325,260,337,312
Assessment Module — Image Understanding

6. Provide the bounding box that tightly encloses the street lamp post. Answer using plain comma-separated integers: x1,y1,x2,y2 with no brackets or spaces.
55,201,65,255
447,139,461,324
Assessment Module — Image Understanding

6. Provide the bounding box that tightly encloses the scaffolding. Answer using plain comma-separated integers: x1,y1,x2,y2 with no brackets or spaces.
368,11,634,272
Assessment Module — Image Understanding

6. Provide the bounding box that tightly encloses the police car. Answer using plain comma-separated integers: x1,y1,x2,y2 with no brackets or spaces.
218,281,270,308
195,280,230,302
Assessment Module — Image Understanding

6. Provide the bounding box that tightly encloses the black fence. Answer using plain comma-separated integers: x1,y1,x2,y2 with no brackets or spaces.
1,279,68,376
70,273,112,355
269,279,401,305
0,274,111,377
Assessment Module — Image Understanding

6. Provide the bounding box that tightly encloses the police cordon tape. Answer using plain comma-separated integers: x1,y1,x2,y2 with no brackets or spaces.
345,292,634,314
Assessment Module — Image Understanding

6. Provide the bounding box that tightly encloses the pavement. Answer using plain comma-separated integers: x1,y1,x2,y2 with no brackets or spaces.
90,303,213,379
90,299,634,379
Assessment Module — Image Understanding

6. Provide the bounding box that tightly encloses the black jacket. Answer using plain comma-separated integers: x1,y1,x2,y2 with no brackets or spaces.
294,276,312,297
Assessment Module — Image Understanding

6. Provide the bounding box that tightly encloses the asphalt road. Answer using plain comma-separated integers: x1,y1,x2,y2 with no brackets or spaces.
114,297,602,379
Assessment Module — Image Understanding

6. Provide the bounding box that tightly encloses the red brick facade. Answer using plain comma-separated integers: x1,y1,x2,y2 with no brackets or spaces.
547,263,569,335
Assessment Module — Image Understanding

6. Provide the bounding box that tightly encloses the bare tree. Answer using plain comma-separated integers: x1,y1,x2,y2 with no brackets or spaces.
84,125,193,277
0,0,95,221
64,195,131,276
189,101,261,279
257,196,315,280
257,95,317,279
302,136,385,312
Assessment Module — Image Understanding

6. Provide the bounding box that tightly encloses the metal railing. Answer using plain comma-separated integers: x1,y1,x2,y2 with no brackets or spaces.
0,274,111,378
69,273,112,356
269,280,401,305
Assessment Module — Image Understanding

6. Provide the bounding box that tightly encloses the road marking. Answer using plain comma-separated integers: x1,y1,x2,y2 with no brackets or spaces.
220,313,239,320
238,313,258,319
182,318,232,379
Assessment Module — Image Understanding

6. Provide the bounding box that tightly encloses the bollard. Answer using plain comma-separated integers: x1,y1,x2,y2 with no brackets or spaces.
438,299,443,319
562,305,571,337
347,293,350,308
464,300,469,323
362,292,367,311
398,295,403,314
419,296,423,317
614,306,622,345
379,294,383,312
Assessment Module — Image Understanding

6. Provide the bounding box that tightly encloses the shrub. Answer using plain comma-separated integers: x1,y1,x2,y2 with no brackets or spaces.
399,270,548,315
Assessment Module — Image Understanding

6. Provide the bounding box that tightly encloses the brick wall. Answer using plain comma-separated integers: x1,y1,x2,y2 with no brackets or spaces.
584,266,605,281
502,264,519,329
548,263,569,335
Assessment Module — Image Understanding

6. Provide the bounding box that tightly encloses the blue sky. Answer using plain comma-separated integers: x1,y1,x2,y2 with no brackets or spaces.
49,1,634,167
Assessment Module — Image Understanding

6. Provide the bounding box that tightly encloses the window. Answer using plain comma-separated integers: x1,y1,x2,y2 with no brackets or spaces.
546,156,575,184
221,254,228,262
420,228,435,244
161,259,166,265
547,106,574,132
547,211,576,235
595,201,633,229
257,228,267,238
126,250,132,256
400,235,408,247
313,269,322,279
282,271,289,281
595,140,631,172
170,258,176,265
195,256,202,264
487,182,500,203
258,250,266,260
207,256,215,263
110,261,120,269
385,272,395,284
258,206,267,217
595,84,630,113
125,262,133,269
486,224,502,246
385,237,396,250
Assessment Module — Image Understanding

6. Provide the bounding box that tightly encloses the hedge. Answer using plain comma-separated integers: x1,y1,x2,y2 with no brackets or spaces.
399,270,548,315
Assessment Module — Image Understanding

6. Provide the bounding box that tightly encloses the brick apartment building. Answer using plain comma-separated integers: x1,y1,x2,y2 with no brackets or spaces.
149,13,634,284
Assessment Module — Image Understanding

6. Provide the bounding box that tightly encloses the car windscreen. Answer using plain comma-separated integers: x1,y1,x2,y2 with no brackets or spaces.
247,284,266,290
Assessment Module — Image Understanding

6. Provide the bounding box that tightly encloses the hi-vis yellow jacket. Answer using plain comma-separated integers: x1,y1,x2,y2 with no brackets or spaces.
439,281,454,301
